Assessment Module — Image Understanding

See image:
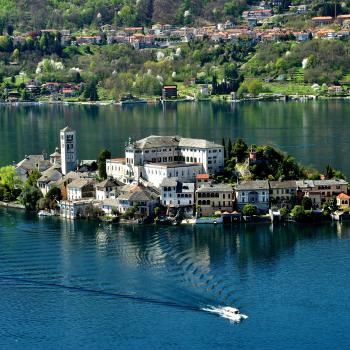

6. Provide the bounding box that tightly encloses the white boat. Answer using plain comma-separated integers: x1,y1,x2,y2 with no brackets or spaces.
202,306,248,323
38,210,55,217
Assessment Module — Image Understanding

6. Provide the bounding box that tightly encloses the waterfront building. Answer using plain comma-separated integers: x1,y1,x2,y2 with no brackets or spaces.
269,180,297,208
160,178,195,208
297,179,348,208
116,184,159,217
336,193,350,208
60,126,77,175
106,135,224,187
162,85,177,99
196,184,234,217
101,198,119,215
95,178,124,201
60,199,94,219
235,180,270,212
67,178,95,201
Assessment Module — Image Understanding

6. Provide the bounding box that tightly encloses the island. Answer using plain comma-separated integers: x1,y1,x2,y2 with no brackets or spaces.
0,125,348,224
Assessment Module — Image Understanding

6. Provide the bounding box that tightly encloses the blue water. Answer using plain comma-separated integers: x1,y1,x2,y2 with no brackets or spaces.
1,208,350,349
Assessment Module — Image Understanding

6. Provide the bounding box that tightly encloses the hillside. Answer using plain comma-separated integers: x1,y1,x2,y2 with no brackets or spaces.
1,0,347,31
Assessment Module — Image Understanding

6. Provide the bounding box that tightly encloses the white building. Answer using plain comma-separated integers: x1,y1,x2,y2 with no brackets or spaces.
60,199,94,219
67,178,95,201
160,178,195,207
37,166,62,196
235,180,270,212
95,178,123,200
107,135,224,187
60,126,77,175
144,162,203,188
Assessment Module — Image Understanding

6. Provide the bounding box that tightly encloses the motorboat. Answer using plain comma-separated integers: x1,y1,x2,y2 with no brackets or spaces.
202,306,248,323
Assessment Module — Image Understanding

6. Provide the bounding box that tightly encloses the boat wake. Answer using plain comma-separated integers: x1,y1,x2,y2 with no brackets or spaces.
202,306,248,323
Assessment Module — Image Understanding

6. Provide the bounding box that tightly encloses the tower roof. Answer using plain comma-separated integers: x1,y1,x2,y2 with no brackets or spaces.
61,126,75,132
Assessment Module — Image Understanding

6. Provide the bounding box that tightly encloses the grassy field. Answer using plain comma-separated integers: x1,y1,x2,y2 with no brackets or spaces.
263,82,316,95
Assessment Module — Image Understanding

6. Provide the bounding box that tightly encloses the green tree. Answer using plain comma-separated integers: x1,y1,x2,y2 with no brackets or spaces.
20,89,30,101
232,138,248,163
19,185,43,211
247,79,263,96
26,169,41,187
46,187,62,201
0,35,12,52
11,48,19,62
0,166,21,190
243,203,257,216
301,196,313,210
97,149,111,180
83,80,99,101
291,205,304,221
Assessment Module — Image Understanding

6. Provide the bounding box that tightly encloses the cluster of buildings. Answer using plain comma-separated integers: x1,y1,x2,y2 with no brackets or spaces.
8,7,350,55
14,127,350,222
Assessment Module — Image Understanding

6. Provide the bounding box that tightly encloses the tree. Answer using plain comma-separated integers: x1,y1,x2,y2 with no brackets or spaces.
222,138,226,158
291,205,304,221
232,138,248,163
83,80,99,101
0,35,12,52
19,186,43,211
46,187,62,201
20,89,30,101
6,24,13,36
228,139,232,157
11,48,19,62
154,206,161,217
0,166,21,190
243,204,257,216
247,79,263,96
26,169,41,187
302,196,313,210
97,149,111,180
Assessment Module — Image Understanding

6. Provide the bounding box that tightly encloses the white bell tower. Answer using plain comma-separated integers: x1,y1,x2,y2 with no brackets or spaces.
60,126,77,175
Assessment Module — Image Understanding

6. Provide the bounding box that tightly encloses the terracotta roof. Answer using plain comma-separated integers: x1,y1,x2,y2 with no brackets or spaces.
196,174,209,180
337,193,350,200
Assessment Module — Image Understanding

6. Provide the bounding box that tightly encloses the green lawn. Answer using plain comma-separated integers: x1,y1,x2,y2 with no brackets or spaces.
263,82,315,95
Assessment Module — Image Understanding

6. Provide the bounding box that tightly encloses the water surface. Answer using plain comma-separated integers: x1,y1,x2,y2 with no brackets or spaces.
0,100,348,175
1,208,350,349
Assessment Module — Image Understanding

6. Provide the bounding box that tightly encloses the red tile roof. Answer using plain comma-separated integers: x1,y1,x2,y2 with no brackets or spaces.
196,174,209,180
337,193,350,200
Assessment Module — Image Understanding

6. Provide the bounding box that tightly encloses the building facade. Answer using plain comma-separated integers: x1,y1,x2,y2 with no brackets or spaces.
107,135,224,187
235,180,270,212
196,184,234,217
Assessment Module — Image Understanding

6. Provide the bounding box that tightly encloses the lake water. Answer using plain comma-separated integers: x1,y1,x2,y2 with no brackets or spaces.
1,208,350,349
1,101,350,349
0,100,349,175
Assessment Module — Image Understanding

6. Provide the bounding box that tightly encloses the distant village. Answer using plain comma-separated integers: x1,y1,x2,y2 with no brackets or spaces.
9,126,350,224
5,2,350,103
11,8,350,50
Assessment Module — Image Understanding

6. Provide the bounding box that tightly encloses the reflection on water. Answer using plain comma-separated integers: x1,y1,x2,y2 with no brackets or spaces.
1,100,350,176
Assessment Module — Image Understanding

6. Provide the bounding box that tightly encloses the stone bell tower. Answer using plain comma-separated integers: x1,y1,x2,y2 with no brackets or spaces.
60,126,77,175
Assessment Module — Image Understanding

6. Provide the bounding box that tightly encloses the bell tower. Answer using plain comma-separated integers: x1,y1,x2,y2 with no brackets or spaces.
60,126,77,175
